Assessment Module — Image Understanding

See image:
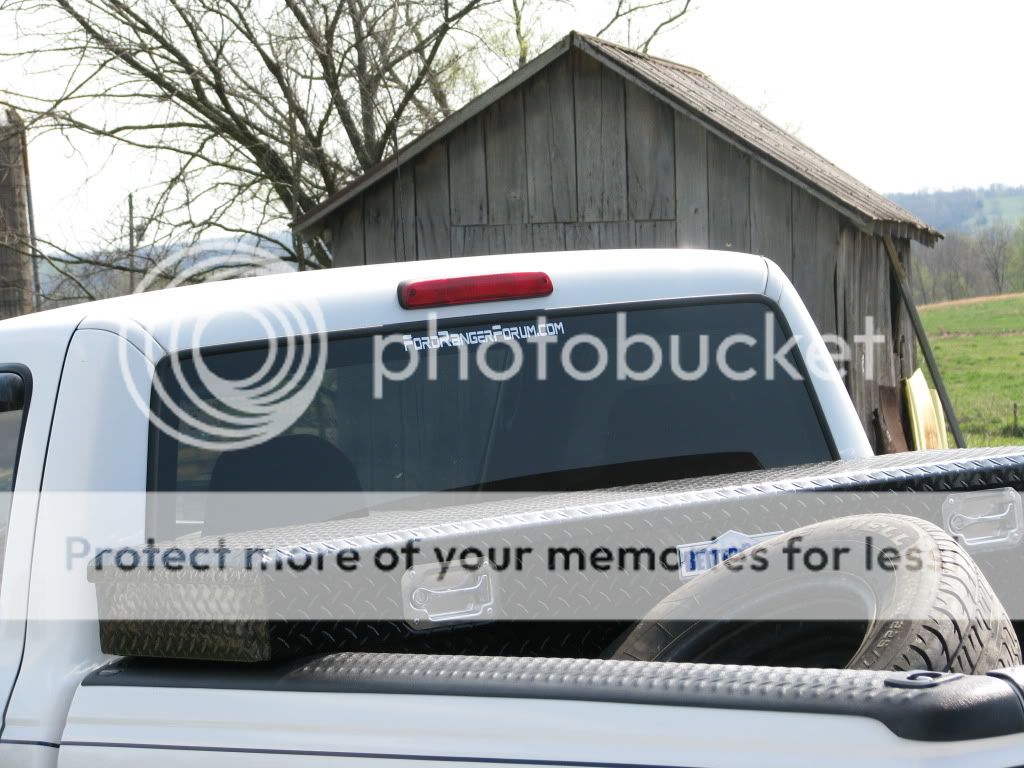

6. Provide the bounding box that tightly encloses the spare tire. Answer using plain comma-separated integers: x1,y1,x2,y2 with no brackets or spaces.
609,514,1022,672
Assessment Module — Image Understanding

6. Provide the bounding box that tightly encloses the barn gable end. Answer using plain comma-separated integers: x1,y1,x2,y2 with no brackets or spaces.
292,33,938,450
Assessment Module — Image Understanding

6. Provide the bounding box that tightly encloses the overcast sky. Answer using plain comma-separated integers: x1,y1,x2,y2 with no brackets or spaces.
663,0,1024,194
2,0,1022,251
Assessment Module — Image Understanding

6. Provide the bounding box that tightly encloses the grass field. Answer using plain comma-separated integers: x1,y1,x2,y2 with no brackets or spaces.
919,293,1024,446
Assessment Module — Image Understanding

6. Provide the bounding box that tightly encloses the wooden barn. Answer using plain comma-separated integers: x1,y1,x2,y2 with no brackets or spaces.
292,32,942,451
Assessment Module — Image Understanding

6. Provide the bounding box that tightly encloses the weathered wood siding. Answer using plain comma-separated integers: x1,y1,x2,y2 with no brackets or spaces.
322,50,915,450
328,50,688,265
835,229,916,442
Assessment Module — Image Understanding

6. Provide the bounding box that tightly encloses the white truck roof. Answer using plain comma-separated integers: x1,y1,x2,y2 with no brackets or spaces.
4,250,770,353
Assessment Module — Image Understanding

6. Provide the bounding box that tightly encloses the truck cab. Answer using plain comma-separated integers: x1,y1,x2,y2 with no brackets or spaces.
2,250,1023,767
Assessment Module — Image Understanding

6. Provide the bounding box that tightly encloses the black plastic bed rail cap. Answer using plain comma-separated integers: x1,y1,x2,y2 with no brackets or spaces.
85,654,1024,743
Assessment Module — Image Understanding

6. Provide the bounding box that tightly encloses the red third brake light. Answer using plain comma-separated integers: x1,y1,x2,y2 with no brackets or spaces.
398,272,553,309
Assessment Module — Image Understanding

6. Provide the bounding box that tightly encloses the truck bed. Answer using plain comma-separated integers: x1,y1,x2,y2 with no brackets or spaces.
92,447,1024,662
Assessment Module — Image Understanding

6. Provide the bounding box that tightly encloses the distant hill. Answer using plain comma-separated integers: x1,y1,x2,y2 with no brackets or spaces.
888,185,1024,234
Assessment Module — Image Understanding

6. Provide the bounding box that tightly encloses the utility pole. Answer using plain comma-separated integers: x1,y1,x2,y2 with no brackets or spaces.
128,192,136,293
0,107,35,318
18,115,41,311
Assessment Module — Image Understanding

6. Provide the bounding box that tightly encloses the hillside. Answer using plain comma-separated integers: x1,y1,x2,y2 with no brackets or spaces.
889,185,1024,233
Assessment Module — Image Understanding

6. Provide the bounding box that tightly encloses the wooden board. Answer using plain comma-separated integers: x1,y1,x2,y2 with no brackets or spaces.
707,133,750,251
448,117,487,225
596,221,635,248
834,226,855,342
791,187,837,336
626,82,674,221
674,113,709,248
331,198,364,267
524,55,577,223
487,224,532,253
413,143,451,259
839,229,896,448
865,233,891,438
870,237,896,387
395,166,416,261
892,238,916,380
790,184,817,291
574,51,627,222
451,225,489,257
816,203,840,336
565,222,600,250
530,223,565,252
485,92,528,224
750,160,792,275
635,220,676,248
363,176,395,265
874,383,909,454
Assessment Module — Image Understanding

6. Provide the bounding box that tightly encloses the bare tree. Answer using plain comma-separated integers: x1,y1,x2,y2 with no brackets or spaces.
910,220,1024,306
1,0,696,281
977,221,1014,295
2,0,495,270
909,241,935,304
492,0,692,70
913,231,974,303
1014,219,1024,291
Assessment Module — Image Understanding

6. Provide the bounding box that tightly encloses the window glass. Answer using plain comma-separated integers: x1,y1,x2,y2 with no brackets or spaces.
151,302,833,536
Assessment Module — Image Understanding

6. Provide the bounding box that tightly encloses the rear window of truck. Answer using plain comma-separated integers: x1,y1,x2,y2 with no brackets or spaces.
149,301,833,534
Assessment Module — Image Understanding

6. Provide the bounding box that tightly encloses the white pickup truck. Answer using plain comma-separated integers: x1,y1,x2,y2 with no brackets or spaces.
2,249,1024,767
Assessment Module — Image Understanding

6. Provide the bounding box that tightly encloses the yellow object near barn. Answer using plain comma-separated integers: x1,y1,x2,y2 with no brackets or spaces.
904,368,949,449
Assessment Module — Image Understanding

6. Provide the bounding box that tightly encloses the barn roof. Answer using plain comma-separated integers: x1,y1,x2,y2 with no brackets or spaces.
293,32,940,246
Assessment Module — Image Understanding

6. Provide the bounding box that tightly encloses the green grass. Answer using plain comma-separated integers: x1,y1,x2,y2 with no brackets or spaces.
919,294,1024,447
